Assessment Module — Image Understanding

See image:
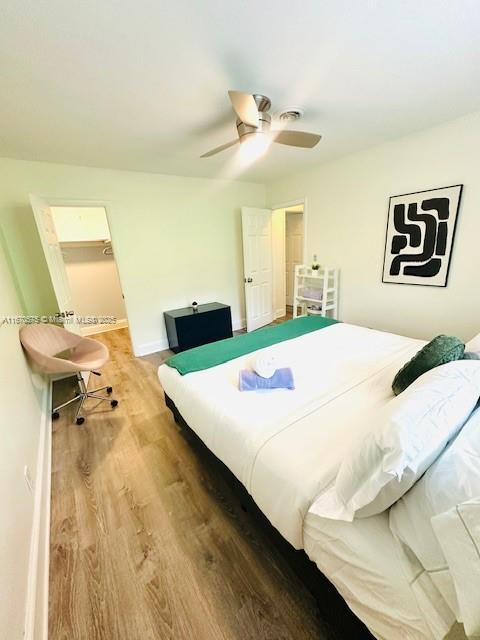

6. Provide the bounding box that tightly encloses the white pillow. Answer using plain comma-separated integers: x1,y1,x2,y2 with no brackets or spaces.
310,360,480,522
466,332,480,356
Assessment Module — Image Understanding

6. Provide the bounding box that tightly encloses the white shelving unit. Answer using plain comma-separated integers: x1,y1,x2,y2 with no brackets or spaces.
293,264,339,319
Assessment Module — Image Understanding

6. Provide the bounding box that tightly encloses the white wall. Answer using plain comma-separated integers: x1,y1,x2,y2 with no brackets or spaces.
268,110,480,341
61,246,127,326
272,208,286,318
0,237,49,639
0,157,265,355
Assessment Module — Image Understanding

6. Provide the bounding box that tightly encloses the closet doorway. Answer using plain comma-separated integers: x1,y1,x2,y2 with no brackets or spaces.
49,205,128,337
272,203,305,319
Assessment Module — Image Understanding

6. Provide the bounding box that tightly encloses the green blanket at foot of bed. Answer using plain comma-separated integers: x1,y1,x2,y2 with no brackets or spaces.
166,315,339,375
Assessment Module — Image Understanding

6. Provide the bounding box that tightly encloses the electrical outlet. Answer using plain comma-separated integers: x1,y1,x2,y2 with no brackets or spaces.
24,465,34,494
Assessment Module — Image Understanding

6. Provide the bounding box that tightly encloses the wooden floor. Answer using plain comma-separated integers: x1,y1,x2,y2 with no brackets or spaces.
49,325,330,640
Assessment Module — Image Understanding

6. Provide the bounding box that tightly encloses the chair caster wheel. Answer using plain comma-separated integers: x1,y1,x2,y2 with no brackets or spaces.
52,411,60,421
111,399,118,408
107,386,113,394
76,417,85,426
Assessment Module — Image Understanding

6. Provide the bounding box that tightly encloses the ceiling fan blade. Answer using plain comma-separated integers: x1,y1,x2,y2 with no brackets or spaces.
228,90,259,127
200,139,239,158
272,130,321,148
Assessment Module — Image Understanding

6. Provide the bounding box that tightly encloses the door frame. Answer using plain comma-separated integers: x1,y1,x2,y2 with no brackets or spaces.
35,196,131,346
270,197,308,265
270,197,308,311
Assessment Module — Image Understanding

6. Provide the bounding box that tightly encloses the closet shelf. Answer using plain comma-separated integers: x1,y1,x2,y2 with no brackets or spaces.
59,239,111,248
296,296,324,303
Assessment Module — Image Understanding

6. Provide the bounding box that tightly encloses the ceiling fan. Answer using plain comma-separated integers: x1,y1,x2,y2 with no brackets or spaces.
200,91,322,158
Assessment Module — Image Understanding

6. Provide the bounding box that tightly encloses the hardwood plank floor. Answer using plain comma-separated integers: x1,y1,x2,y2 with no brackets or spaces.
49,325,329,640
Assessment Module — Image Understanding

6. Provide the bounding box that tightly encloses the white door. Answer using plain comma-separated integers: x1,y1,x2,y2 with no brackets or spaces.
30,194,80,334
241,207,273,332
286,212,304,306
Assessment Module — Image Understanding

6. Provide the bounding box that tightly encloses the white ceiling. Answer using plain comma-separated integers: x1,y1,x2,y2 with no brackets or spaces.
1,0,480,182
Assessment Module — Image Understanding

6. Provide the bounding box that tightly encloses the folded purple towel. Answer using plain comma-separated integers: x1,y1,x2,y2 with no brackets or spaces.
239,367,295,391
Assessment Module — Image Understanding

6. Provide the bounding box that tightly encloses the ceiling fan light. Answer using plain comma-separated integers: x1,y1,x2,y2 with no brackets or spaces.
238,132,271,162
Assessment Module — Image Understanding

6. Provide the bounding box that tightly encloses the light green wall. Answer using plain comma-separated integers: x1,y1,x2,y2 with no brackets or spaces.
4,109,478,354
0,157,265,354
0,164,57,314
0,236,47,637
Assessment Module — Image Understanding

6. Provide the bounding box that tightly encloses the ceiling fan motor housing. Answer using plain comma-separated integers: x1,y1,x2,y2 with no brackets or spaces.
237,112,271,141
252,94,271,112
237,95,272,142
237,93,272,142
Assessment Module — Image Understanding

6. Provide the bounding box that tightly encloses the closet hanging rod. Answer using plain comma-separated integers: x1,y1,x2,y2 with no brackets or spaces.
59,239,111,248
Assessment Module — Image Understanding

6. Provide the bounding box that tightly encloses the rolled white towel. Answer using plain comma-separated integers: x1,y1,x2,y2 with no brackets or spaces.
254,353,277,378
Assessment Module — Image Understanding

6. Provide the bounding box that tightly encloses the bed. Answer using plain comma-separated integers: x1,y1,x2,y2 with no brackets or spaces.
158,320,473,640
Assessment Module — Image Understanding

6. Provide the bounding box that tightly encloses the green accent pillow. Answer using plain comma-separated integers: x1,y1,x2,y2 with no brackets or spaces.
392,335,465,396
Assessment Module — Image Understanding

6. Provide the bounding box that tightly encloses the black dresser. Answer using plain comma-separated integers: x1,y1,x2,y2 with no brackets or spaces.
164,302,233,353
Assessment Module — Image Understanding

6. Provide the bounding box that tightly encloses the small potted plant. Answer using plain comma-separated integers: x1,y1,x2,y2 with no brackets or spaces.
311,262,320,272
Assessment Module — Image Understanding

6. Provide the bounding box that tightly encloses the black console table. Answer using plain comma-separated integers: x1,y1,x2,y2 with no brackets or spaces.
164,302,233,353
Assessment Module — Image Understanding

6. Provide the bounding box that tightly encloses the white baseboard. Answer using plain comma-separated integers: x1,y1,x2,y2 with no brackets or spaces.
135,318,249,357
80,318,128,336
275,308,286,319
134,338,170,357
24,378,52,640
233,318,246,331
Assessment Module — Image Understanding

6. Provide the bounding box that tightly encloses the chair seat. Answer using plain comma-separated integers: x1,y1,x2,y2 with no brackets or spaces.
68,339,109,370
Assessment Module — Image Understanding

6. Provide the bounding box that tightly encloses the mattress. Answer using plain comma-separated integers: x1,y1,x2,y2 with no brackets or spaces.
158,322,423,548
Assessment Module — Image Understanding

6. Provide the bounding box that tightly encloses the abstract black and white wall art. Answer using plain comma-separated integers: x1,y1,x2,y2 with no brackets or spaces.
382,184,463,287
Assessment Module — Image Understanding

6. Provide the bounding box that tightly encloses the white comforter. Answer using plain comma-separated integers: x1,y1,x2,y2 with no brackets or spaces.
158,322,422,548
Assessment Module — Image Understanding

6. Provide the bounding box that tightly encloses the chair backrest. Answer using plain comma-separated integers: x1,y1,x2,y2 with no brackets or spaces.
20,323,81,354
20,323,84,374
